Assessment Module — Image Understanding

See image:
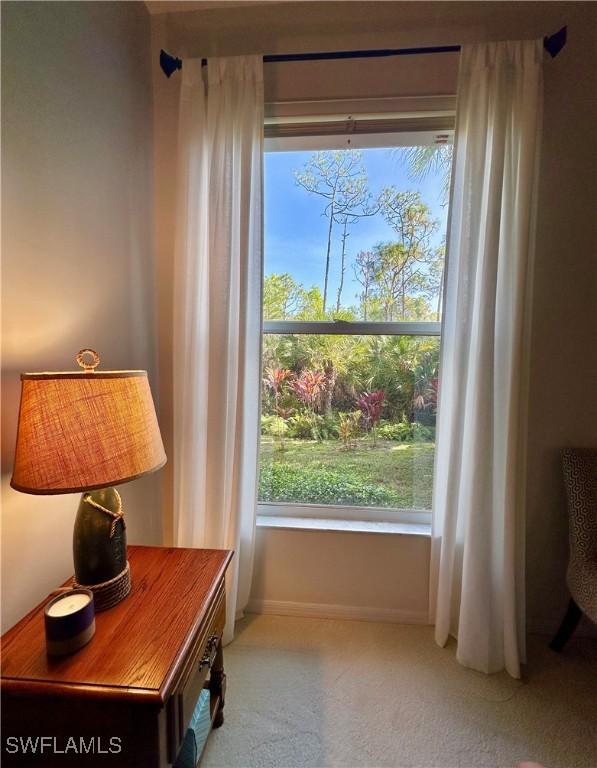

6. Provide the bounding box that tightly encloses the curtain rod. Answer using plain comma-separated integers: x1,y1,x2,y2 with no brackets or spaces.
160,26,566,78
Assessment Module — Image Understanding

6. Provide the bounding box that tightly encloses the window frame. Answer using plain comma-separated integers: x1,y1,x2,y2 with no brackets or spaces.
260,119,451,527
264,321,440,336
257,501,432,526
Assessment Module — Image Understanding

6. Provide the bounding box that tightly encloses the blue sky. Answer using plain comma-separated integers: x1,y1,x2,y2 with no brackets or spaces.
264,147,449,312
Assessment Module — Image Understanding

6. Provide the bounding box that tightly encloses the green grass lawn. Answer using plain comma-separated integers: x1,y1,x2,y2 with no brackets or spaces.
259,437,435,509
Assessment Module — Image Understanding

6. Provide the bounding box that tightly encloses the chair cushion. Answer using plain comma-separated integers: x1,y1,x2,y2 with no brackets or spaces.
562,448,597,622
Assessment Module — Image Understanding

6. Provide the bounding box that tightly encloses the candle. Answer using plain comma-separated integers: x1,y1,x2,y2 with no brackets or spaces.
47,592,91,617
44,589,95,656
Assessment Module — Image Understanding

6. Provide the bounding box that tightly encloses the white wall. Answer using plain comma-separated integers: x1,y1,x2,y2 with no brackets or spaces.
1,1,160,632
150,1,597,632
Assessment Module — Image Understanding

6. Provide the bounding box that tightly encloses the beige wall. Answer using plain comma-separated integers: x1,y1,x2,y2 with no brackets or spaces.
4,1,591,639
151,1,597,632
1,1,160,632
525,8,597,633
249,526,430,623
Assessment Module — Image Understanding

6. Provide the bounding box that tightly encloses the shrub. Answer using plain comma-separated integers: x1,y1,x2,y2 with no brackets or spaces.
320,413,339,440
412,423,435,442
356,390,385,428
263,367,291,396
287,412,318,439
261,414,288,437
377,421,414,441
286,412,337,441
288,370,328,410
337,411,361,449
259,463,401,507
376,421,435,442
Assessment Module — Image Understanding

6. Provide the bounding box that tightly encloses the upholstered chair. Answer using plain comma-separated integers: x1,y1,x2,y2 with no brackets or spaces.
549,448,597,652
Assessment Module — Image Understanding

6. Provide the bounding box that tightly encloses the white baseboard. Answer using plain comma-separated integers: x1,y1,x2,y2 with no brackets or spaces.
245,598,429,625
246,601,596,636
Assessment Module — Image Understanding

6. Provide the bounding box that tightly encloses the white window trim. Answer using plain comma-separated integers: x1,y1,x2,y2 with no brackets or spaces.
265,94,457,122
255,513,431,537
266,129,453,152
257,502,431,526
265,100,456,153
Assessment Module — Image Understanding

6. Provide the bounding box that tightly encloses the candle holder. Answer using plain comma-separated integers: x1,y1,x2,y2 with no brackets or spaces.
44,589,95,656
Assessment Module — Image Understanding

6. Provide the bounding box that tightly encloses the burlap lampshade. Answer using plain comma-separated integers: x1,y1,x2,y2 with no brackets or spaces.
11,370,166,494
10,351,166,611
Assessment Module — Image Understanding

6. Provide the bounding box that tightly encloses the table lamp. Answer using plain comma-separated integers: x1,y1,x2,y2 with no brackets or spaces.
10,349,166,610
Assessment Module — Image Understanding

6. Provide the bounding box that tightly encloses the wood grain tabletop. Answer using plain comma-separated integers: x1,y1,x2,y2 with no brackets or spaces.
1,545,233,702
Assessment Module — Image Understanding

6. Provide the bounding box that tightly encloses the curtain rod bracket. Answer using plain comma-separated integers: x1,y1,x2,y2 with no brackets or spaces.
160,26,568,78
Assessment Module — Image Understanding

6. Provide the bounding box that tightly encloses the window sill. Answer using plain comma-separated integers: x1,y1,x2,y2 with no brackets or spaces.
256,514,431,537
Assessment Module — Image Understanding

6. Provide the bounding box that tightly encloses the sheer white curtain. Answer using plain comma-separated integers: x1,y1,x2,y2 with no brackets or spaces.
430,40,543,678
172,56,263,643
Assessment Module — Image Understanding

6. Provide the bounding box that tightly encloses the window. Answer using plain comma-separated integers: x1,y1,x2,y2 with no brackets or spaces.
259,118,453,526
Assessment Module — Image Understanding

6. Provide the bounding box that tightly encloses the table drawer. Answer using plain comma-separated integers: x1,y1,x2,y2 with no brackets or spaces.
167,582,226,763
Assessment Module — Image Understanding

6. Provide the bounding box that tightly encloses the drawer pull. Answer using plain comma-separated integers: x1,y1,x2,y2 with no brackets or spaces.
199,635,219,670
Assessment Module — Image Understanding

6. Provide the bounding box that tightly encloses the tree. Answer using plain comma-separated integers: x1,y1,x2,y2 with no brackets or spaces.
263,273,322,320
294,151,375,313
353,250,377,321
397,144,453,320
375,190,441,320
336,216,351,313
363,335,439,423
364,242,433,322
429,242,446,320
399,144,453,207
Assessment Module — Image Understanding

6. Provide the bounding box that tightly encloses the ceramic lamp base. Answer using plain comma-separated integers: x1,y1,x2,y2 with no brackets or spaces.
73,487,129,610
74,561,131,611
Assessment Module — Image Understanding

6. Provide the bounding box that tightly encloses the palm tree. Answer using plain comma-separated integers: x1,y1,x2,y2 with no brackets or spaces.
399,144,454,207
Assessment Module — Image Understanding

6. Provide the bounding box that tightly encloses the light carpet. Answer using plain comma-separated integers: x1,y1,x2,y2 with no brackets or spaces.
202,614,596,768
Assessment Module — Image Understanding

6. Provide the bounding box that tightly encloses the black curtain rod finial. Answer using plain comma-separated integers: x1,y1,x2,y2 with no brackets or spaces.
160,49,182,78
544,26,567,58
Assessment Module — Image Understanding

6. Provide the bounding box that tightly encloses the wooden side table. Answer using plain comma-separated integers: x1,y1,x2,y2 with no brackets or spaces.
1,545,233,767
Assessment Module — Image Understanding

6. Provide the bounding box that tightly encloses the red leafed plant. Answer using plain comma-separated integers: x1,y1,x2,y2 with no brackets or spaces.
356,389,385,444
263,367,292,451
289,370,327,411
264,367,291,396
